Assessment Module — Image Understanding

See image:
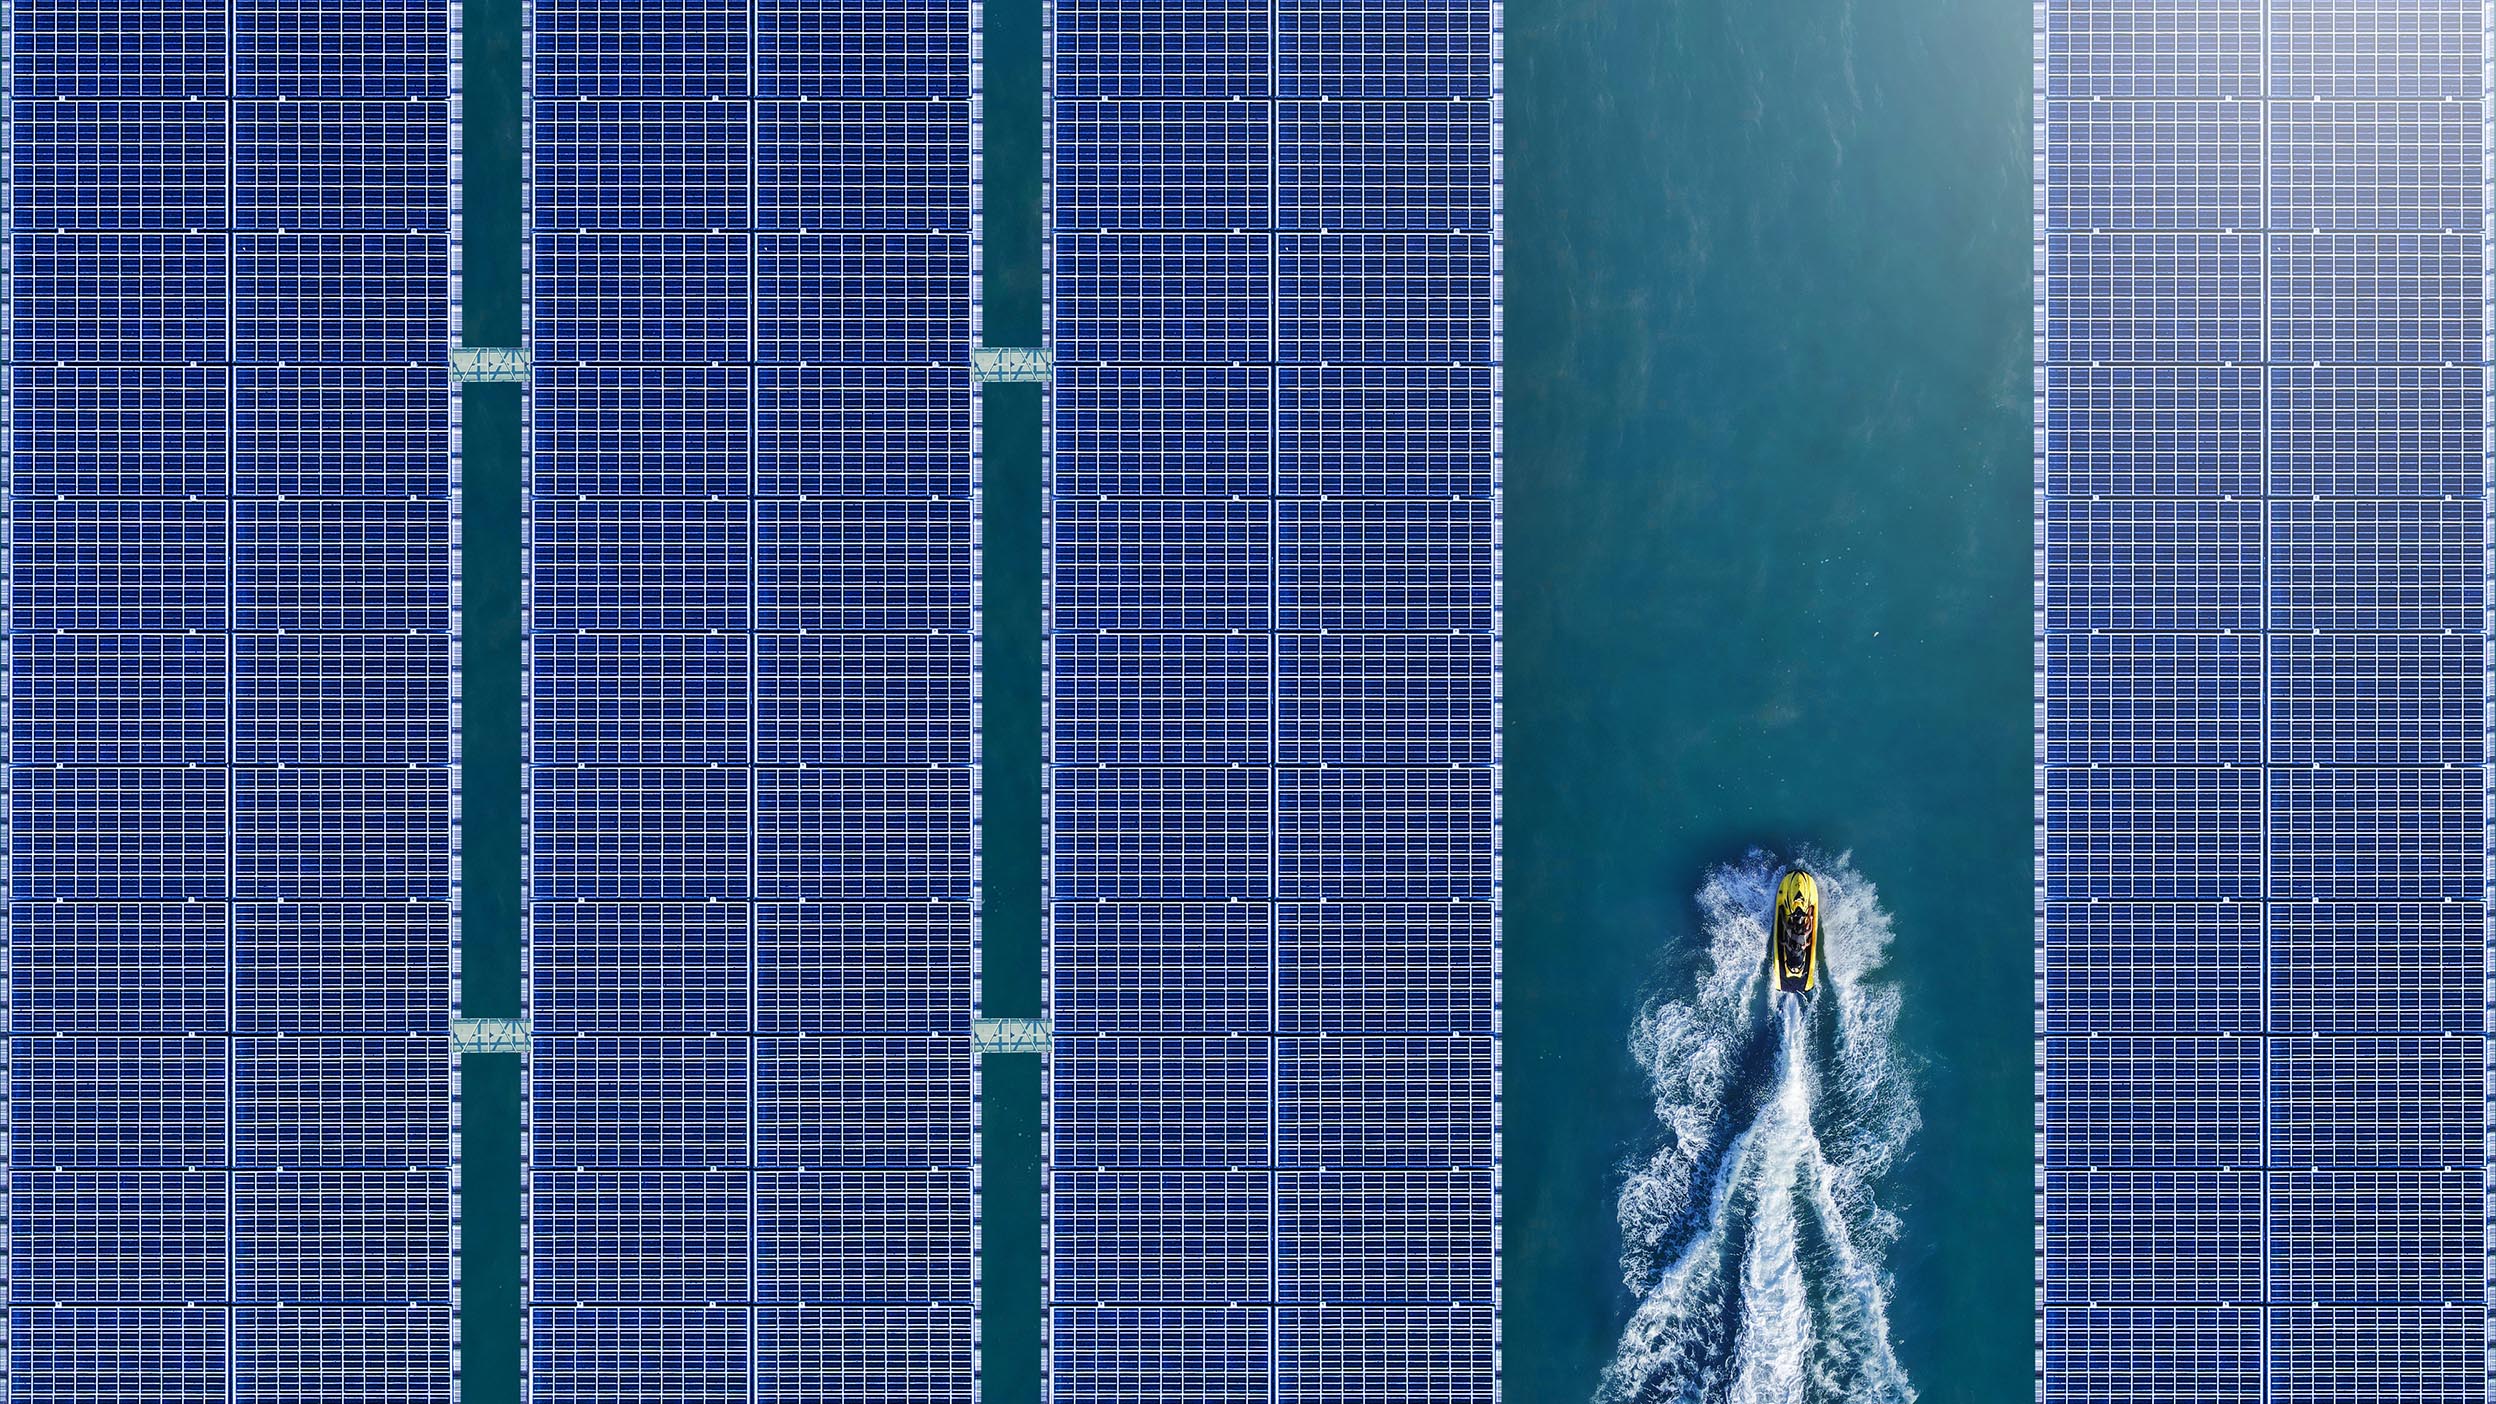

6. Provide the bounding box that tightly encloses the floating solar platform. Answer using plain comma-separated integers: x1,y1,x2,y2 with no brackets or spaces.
1043,2,1505,1399
2035,2,2490,1398
522,2,984,1399
5,1,464,1399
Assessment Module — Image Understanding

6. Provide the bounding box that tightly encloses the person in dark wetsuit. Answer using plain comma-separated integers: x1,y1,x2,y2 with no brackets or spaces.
1781,900,1812,967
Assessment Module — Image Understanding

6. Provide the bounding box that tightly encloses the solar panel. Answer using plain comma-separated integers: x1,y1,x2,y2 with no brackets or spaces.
5,1,459,1395
524,4,982,1399
2036,3,2487,1396
1046,2,1503,1399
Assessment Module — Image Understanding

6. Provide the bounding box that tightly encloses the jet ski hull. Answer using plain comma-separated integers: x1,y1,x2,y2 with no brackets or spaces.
1771,869,1819,994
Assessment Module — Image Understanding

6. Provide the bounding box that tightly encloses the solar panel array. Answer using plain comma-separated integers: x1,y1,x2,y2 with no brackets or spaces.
2036,3,2489,1399
6,0,462,1399
523,3,982,1399
1044,3,1504,1400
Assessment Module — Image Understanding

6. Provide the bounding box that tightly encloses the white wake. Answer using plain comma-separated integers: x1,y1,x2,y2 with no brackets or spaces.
1599,851,1918,1404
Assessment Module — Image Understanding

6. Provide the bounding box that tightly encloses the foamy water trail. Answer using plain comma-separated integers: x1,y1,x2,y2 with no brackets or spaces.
1599,851,1918,1404
1728,1002,1813,1403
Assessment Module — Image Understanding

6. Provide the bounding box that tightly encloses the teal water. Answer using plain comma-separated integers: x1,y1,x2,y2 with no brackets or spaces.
981,0,1049,1399
459,1,525,1401
459,2,526,1399
1501,0,2036,1399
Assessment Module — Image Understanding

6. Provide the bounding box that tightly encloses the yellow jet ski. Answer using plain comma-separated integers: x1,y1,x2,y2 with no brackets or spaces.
1770,868,1820,994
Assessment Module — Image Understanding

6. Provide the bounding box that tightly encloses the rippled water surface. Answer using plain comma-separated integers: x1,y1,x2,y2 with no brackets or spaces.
1501,1,2036,1399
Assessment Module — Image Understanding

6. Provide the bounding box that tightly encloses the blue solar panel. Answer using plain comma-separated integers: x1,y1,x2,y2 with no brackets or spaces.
753,367,974,500
525,8,982,1398
232,1038,453,1166
752,902,973,1035
754,1,975,102
2043,232,2264,363
2042,1,2263,101
2041,1307,2262,1404
15,1307,231,1404
1055,366,1273,498
753,1307,975,1404
2038,4,2489,1397
14,100,229,232
14,903,230,1035
1276,1307,1499,1404
2040,902,2264,1036
1047,3,1502,1398
530,1309,751,1402
13,2,231,100
2041,365,2265,499
754,1040,974,1167
231,902,452,1035
2266,902,2486,1036
533,100,753,233
533,1038,753,1170
1275,1,1497,101
1052,903,1273,1036
1056,101,1272,232
1053,1308,1271,1402
2041,633,2262,767
2269,1307,2483,1404
2042,99,2261,231
2038,1037,2262,1168
2269,365,2483,499
1054,2,1270,100
532,633,753,767
530,903,753,1036
753,1170,975,1302
235,103,455,231
756,102,973,232
1053,1039,1275,1168
233,1170,455,1304
232,0,453,100
13,364,231,500
233,366,455,500
1277,101,1495,233
2268,1038,2483,1168
231,1308,455,1404
530,1171,751,1304
534,365,753,499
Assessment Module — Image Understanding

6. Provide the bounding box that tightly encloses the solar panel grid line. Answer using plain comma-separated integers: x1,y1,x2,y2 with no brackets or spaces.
2485,3,2496,1389
1265,10,1285,1374
2257,32,2274,1389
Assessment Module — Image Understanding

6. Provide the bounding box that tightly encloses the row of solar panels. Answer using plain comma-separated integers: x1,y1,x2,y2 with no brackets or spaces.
520,6,985,1401
1043,3,1501,1402
7,3,464,1402
2036,2,2486,1401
